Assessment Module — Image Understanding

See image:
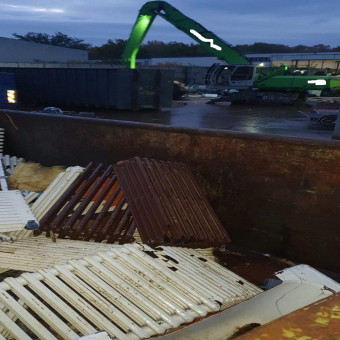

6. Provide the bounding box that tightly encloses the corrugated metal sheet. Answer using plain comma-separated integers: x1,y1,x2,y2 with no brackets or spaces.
0,157,7,191
0,236,119,272
0,190,38,232
1,155,24,176
31,166,84,220
114,157,230,247
0,244,261,340
40,163,134,243
0,128,3,154
39,159,230,247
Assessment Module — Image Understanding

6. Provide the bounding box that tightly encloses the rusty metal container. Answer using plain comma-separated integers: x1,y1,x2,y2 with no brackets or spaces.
1,109,340,272
0,67,174,110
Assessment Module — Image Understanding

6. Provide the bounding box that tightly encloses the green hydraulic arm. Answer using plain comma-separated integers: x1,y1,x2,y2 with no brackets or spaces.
122,1,251,68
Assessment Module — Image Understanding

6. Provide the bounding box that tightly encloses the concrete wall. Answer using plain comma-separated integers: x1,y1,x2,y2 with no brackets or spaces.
0,37,88,63
1,109,340,272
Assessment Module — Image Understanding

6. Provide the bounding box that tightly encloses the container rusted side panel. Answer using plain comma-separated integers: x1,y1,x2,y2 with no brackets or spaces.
1,110,340,270
40,163,135,244
237,293,340,339
114,157,230,247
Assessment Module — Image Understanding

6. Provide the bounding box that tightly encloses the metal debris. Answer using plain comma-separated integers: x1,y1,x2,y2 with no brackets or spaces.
158,265,340,340
1,154,24,175
39,158,230,247
40,163,134,243
24,191,40,205
0,243,260,339
0,190,38,233
236,293,340,340
0,156,7,191
114,157,231,247
31,166,84,220
0,236,119,272
0,128,3,154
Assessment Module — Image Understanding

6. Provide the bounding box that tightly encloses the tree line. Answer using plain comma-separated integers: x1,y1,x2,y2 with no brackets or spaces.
13,32,340,62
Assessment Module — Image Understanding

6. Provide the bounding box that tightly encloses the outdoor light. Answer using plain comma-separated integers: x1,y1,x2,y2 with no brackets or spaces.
7,90,16,104
259,63,264,67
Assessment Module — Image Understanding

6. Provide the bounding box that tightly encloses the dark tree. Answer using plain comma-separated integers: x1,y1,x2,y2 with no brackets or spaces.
13,32,92,50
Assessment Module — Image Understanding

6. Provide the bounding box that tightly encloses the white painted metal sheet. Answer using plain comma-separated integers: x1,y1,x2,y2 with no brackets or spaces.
0,158,7,191
147,245,261,309
0,190,38,232
0,236,120,272
0,244,261,339
0,128,3,154
31,166,84,220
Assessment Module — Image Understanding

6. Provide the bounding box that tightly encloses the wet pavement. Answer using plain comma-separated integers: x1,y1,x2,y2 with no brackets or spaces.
99,97,334,140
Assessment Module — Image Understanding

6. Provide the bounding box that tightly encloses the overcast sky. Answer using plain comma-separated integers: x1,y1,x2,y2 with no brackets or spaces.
0,1,339,47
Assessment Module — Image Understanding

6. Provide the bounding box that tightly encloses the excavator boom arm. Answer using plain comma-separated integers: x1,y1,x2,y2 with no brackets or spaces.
122,1,251,68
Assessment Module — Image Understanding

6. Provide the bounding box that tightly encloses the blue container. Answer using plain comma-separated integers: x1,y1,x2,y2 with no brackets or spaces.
0,73,17,109
0,68,173,110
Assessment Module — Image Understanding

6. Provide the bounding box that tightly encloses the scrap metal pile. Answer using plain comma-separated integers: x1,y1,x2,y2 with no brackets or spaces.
38,157,230,247
0,127,339,339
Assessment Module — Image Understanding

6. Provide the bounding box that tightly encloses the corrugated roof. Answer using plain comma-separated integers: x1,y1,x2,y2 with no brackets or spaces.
39,158,230,247
0,243,261,339
114,157,230,247
0,190,38,232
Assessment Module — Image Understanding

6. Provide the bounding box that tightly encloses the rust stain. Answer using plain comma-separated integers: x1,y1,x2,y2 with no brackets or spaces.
236,293,340,339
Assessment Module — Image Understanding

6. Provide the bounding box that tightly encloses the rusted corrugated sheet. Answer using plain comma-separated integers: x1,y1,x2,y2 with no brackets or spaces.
114,157,230,247
236,293,340,340
40,163,134,244
40,158,229,247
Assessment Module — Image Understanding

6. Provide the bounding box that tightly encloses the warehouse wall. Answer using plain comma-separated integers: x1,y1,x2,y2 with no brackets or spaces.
0,37,88,63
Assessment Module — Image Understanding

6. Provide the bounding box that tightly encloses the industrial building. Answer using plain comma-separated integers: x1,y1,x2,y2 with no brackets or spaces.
137,52,340,72
0,37,88,63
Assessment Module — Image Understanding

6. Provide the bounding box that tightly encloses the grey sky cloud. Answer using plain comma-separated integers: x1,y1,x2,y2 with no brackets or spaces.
0,1,338,47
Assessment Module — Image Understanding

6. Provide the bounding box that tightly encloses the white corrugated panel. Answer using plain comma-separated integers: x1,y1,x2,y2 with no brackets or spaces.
31,166,84,220
24,191,39,204
0,190,38,232
148,245,261,310
0,158,7,191
0,244,261,339
0,128,3,154
0,236,120,272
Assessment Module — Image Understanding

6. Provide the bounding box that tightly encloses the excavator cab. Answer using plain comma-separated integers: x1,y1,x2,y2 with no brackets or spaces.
205,64,256,89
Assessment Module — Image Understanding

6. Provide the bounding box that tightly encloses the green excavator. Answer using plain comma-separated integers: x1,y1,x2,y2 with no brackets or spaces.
122,1,340,104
